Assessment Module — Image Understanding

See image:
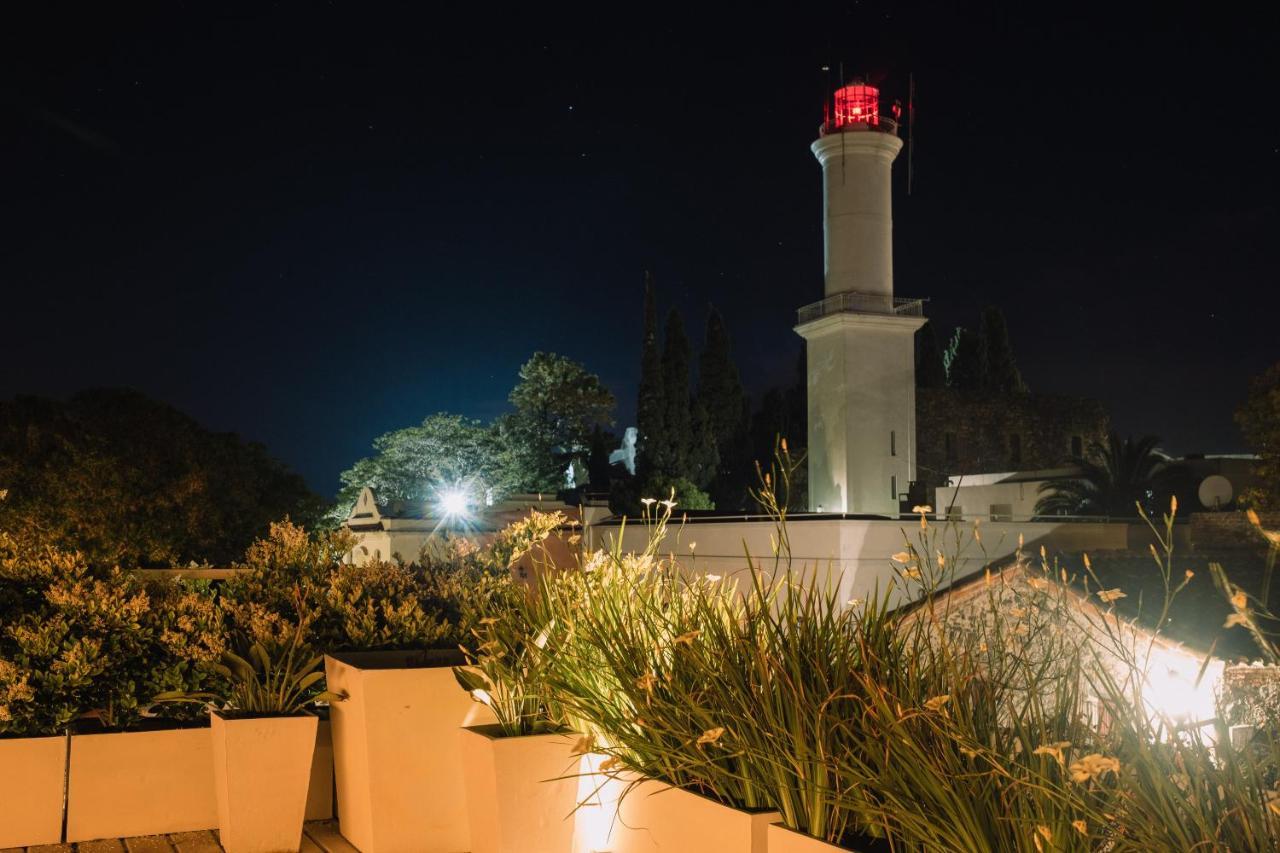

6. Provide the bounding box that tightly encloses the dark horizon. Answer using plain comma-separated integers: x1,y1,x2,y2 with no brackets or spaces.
4,3,1277,496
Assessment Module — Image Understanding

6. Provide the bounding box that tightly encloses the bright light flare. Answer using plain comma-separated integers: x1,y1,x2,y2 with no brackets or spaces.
437,488,469,518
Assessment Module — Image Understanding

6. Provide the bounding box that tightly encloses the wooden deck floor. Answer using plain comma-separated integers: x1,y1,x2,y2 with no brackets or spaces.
1,820,357,853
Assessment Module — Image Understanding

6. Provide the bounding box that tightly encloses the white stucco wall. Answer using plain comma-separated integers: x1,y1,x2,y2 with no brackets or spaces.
800,313,923,516
589,517,1130,610
935,479,1052,521
812,131,902,298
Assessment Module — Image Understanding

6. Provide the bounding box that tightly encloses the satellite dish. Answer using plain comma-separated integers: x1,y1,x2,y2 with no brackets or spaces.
1198,475,1233,509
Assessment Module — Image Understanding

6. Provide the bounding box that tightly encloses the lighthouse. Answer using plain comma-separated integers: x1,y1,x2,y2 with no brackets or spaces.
796,79,925,516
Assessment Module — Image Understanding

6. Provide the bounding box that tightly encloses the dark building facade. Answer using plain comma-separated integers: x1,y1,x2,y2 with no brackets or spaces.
915,388,1110,493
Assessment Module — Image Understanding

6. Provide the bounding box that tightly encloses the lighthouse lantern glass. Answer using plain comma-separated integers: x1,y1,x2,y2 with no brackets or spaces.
833,83,880,129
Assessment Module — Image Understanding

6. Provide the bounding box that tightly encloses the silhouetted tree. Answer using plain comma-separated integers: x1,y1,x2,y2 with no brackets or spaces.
1236,361,1280,509
698,306,748,505
0,389,321,567
585,425,615,494
979,306,1026,393
946,327,985,391
659,308,693,476
635,272,667,480
915,321,948,389
1035,433,1177,518
687,397,719,491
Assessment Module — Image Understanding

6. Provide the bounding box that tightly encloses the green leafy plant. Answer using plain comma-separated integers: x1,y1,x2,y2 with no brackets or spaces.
453,577,562,737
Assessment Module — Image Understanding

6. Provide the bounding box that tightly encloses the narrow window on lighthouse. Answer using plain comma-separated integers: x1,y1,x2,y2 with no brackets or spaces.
890,430,897,456
890,475,898,502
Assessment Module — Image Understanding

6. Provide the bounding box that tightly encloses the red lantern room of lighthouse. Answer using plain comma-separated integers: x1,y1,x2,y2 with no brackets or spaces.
823,80,900,135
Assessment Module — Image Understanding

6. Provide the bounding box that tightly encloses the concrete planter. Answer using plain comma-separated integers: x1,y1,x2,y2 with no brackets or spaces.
0,734,66,848
606,775,780,853
324,649,493,853
459,725,580,853
211,711,318,853
67,725,217,842
63,719,334,842
766,823,859,853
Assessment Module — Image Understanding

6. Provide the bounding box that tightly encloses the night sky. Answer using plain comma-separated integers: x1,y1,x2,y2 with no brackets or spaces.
4,3,1277,496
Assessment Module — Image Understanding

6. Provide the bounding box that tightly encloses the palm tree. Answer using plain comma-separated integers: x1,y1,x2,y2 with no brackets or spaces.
1035,433,1176,518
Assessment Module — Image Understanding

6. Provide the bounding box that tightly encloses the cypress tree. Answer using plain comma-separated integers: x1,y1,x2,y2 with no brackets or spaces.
687,396,720,491
698,306,747,506
635,272,667,479
660,308,693,476
915,321,947,389
946,327,985,392
697,307,746,451
979,306,1026,393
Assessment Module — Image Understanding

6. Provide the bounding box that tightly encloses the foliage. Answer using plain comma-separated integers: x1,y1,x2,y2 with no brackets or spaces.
915,320,948,389
1035,432,1178,517
0,527,225,736
1236,361,1280,509
0,389,321,568
945,326,985,391
686,397,719,491
159,606,339,717
635,272,667,482
658,309,693,478
504,351,615,493
223,520,502,655
701,303,747,466
333,413,506,522
979,305,1027,394
454,579,562,737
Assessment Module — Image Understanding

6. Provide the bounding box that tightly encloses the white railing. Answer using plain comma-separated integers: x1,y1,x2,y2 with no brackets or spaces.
796,291,926,324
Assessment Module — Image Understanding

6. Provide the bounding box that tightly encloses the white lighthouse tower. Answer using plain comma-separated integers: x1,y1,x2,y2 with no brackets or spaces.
796,79,925,515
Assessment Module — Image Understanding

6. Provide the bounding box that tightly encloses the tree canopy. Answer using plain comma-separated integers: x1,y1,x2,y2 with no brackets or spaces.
1236,361,1280,510
505,351,615,493
0,389,320,567
335,352,614,517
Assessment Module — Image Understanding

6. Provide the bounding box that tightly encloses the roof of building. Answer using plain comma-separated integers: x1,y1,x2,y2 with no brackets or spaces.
923,542,1277,660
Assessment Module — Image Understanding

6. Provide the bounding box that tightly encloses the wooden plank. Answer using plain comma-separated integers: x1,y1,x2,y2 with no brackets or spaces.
77,842,126,853
28,846,74,853
167,830,222,853
299,836,324,853
303,821,360,853
124,837,176,853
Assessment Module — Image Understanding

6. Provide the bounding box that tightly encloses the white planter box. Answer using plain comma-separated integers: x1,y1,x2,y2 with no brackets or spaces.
67,726,217,842
459,725,580,853
0,734,65,848
605,775,780,853
325,650,494,853
211,712,317,853
64,719,335,842
767,822,861,852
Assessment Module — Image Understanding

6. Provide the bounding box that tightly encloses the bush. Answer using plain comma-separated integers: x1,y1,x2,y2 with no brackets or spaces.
0,529,225,736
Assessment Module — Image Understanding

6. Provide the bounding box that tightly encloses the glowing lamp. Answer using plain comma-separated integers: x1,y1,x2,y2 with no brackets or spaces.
833,82,880,129
437,488,469,518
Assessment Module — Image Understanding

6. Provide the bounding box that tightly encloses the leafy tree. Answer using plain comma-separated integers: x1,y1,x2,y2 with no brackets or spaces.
945,327,985,392
1035,433,1178,518
635,272,667,480
915,321,947,389
1236,362,1280,509
979,306,1026,393
335,413,506,517
659,309,693,476
0,389,320,568
505,351,615,492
